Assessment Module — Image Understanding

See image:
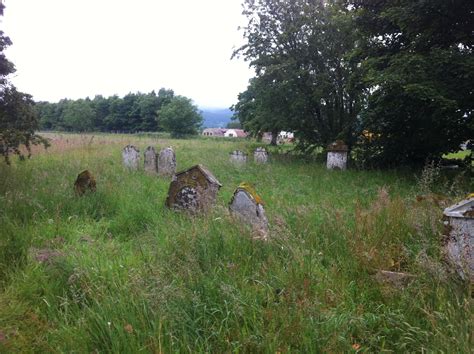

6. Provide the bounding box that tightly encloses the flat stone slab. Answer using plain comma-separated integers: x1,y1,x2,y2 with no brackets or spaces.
122,145,140,170
229,183,269,239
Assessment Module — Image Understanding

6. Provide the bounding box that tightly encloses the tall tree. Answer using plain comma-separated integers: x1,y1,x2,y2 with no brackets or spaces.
350,0,474,166
0,3,48,164
159,96,202,138
233,0,363,151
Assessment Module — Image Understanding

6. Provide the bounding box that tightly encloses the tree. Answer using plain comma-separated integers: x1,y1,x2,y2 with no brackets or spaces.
233,0,364,151
0,3,48,164
349,0,474,166
62,99,96,132
158,96,202,138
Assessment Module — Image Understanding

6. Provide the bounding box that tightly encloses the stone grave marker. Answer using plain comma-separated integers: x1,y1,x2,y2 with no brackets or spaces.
158,147,177,177
229,150,248,165
166,164,222,213
254,147,268,164
443,197,474,282
229,182,269,239
327,140,348,170
122,145,140,170
144,146,158,174
74,170,96,196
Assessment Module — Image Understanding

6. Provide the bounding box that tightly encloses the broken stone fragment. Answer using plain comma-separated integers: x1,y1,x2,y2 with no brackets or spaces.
74,170,96,196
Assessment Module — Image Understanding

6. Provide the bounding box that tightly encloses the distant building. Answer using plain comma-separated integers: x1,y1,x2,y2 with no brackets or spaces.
202,128,226,137
224,129,248,138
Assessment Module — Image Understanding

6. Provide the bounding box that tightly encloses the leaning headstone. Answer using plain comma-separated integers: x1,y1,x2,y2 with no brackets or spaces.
122,145,140,170
254,147,268,164
229,150,248,165
443,197,474,282
166,164,222,213
74,170,96,196
158,147,177,177
144,146,158,174
326,140,348,170
229,182,269,240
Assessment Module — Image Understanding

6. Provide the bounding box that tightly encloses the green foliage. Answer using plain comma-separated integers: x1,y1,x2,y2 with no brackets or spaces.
158,96,203,138
233,0,364,150
36,89,176,133
348,0,473,166
0,134,472,352
0,3,48,164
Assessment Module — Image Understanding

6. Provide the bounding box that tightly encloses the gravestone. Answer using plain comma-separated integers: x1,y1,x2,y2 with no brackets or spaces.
144,146,158,174
158,147,177,177
166,164,222,213
443,197,474,282
254,147,268,164
229,183,269,239
122,145,140,170
326,140,348,170
229,150,247,165
74,170,96,196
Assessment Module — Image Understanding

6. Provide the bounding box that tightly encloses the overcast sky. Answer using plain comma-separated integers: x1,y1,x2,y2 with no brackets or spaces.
2,0,254,108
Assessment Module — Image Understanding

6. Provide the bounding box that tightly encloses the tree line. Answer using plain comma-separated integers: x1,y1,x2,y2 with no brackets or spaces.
232,0,473,167
36,90,203,137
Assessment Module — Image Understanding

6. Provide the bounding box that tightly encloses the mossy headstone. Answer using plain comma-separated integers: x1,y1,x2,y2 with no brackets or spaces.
74,170,96,196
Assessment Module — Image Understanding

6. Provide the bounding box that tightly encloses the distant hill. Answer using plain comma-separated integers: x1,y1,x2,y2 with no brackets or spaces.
200,108,234,128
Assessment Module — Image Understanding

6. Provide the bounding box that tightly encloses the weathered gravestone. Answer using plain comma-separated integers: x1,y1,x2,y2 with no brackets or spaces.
254,147,268,164
158,147,177,177
229,182,269,239
144,146,158,174
326,140,348,170
229,150,247,165
166,164,222,213
122,145,140,170
74,170,96,196
443,197,474,282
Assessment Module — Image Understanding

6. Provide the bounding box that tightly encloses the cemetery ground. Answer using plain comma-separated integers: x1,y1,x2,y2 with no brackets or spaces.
0,133,472,352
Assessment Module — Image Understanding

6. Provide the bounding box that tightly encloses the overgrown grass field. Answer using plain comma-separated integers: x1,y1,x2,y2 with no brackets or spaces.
0,133,472,352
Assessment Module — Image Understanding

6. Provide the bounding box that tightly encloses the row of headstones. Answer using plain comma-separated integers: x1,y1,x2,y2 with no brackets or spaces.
230,141,350,170
122,145,176,177
230,148,268,164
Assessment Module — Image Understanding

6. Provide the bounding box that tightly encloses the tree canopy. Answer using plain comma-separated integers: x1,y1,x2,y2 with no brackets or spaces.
0,3,48,164
159,96,203,138
233,0,473,166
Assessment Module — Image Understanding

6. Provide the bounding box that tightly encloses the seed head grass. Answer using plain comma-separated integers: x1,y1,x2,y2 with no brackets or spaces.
0,133,472,352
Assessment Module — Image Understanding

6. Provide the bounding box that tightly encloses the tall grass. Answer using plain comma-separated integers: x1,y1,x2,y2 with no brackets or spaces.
0,134,472,352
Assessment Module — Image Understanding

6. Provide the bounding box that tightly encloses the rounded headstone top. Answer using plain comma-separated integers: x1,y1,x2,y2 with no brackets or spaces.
255,147,267,153
327,140,348,152
123,145,140,152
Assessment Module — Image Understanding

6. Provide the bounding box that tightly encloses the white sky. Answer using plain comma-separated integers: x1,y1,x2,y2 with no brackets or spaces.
2,0,253,108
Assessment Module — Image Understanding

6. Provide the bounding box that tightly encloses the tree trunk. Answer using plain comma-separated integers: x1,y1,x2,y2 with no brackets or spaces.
271,130,278,146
